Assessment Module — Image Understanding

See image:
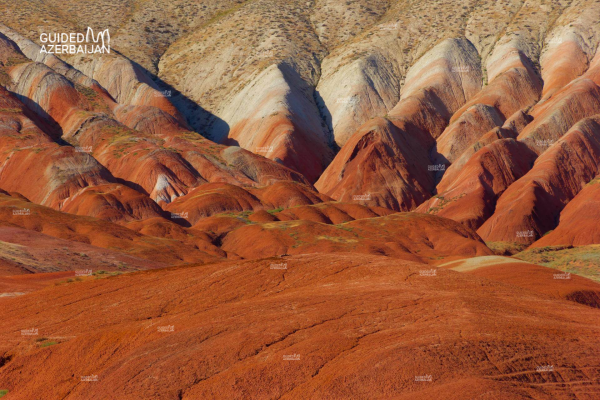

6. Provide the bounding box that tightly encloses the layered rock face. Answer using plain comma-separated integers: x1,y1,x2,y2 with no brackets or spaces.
478,117,600,245
315,117,435,210
531,177,600,247
2,2,600,249
0,2,599,270
206,64,333,182
0,0,599,275
417,139,538,231
0,26,312,226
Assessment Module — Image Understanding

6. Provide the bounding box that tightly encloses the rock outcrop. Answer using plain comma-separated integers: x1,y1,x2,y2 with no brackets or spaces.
418,139,537,231
531,177,600,247
478,117,600,244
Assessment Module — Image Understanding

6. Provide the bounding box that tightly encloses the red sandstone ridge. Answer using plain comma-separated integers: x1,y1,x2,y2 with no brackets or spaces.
209,64,334,182
0,28,313,229
478,116,600,245
272,202,394,224
317,38,482,210
433,114,526,196
220,213,492,262
0,86,115,210
0,192,223,265
531,177,600,247
60,184,166,223
315,117,434,211
417,139,537,230
164,181,329,226
518,78,600,154
431,39,542,171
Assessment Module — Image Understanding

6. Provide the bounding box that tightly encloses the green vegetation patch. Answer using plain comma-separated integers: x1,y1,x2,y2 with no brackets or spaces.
426,193,466,214
0,68,11,86
4,56,29,67
316,236,358,244
216,210,254,224
93,270,123,279
0,108,21,113
486,241,528,256
515,244,600,282
202,1,256,28
587,177,600,186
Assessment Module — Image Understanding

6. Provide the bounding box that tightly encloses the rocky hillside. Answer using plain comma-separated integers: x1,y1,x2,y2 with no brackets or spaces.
2,0,599,248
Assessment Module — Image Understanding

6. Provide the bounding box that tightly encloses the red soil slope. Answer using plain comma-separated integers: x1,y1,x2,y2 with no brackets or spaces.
164,181,329,225
0,272,74,296
0,192,222,265
442,257,600,309
0,226,166,275
0,253,599,399
221,213,492,263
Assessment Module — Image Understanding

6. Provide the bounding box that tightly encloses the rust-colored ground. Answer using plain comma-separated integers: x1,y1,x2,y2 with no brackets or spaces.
1,253,599,399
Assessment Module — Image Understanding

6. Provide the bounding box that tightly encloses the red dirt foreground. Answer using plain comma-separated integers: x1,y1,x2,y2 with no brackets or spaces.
0,253,599,399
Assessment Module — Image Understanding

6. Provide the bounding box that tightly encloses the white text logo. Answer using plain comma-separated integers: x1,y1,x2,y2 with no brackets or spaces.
40,28,110,55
